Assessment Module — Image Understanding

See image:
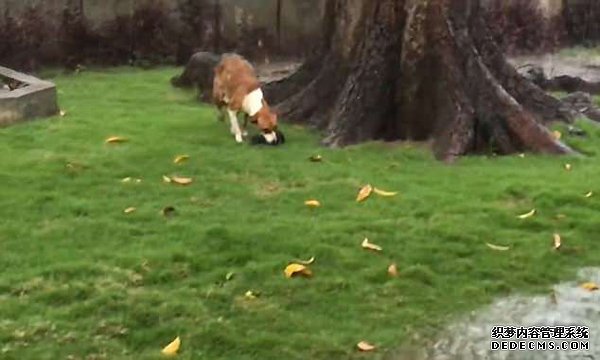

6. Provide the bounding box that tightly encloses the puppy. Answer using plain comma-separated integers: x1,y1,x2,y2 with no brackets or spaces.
212,54,278,143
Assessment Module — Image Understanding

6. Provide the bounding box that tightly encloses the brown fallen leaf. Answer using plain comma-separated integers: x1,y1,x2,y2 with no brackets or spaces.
356,184,373,202
304,200,321,208
486,243,510,251
357,341,376,352
581,282,599,292
362,238,383,252
171,176,193,185
284,263,313,278
553,233,562,251
373,188,398,197
105,136,128,144
124,207,137,214
517,209,536,219
584,191,594,198
388,263,399,277
161,336,181,356
174,155,190,164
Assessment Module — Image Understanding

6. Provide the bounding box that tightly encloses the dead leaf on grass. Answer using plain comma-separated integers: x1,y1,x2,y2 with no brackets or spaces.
170,176,193,185
105,136,128,144
293,256,315,265
161,336,181,356
362,238,382,252
174,155,190,164
584,191,594,198
388,263,399,277
284,263,313,278
357,341,376,352
564,163,572,171
304,200,321,208
309,155,323,162
553,233,562,251
552,130,562,140
373,188,398,197
517,209,536,219
581,282,599,292
486,243,510,251
124,207,137,214
356,184,373,202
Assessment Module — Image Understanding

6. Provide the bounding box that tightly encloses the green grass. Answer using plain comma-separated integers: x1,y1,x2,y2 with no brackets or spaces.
1,67,600,360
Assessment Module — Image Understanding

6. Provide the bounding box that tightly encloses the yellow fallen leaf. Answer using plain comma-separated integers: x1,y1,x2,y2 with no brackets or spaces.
124,207,137,214
556,214,567,220
518,153,526,158
517,209,536,219
59,110,67,117
304,200,321,208
388,263,399,277
553,233,561,250
309,155,323,162
552,130,562,140
564,163,572,171
294,256,315,265
356,184,373,202
171,176,193,186
373,188,398,197
161,336,181,356
174,155,190,164
486,243,510,251
581,282,599,292
244,290,257,299
122,177,132,183
585,191,594,198
362,238,382,252
284,263,312,278
105,136,128,144
357,341,376,352
163,175,172,183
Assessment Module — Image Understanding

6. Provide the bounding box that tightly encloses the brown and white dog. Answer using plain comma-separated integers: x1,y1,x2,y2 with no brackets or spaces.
212,54,278,143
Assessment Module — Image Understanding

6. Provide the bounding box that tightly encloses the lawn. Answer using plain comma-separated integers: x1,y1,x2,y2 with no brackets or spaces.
1,67,600,360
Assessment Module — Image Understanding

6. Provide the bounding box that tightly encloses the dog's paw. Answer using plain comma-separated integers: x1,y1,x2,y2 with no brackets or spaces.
235,134,244,143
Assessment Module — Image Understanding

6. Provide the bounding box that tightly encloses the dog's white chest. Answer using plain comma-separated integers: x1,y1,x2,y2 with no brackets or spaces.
242,88,264,116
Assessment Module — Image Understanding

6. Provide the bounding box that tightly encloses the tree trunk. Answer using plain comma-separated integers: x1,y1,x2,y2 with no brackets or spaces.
267,0,575,161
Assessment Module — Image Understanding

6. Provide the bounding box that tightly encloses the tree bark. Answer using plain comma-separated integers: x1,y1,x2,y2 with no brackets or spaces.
267,0,575,161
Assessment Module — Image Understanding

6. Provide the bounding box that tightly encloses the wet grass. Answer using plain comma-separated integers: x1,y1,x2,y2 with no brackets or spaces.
1,68,600,359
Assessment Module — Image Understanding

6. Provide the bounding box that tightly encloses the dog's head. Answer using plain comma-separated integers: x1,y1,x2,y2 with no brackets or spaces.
253,102,278,133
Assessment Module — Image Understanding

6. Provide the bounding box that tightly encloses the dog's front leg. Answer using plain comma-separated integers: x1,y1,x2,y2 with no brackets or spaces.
242,114,249,137
227,109,244,143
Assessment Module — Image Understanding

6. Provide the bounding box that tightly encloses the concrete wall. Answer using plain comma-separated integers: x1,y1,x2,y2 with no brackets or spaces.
0,0,325,51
